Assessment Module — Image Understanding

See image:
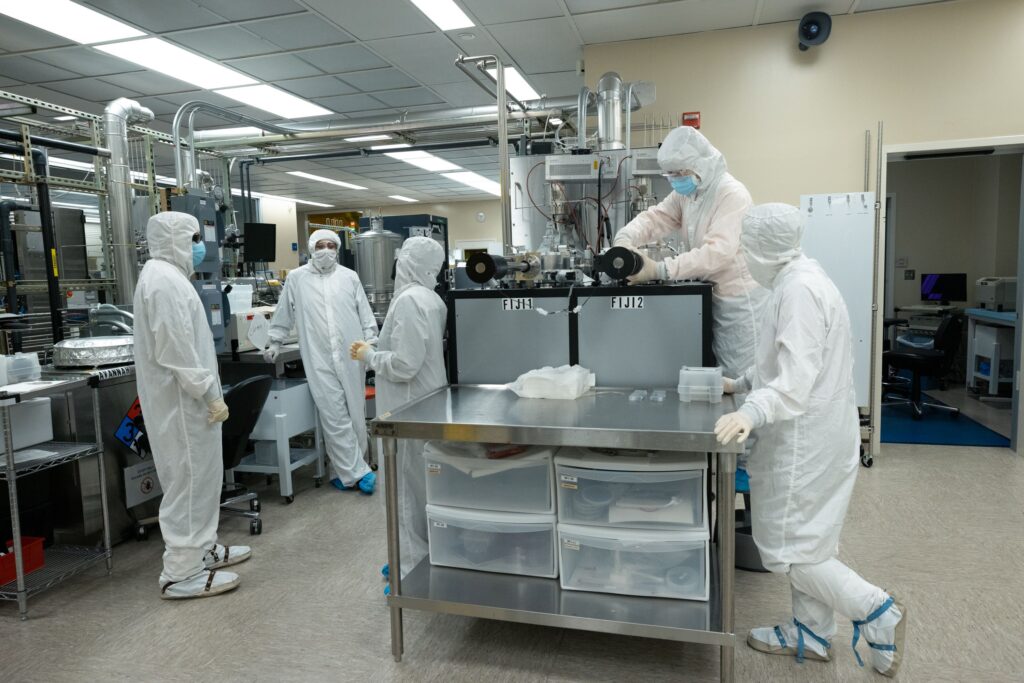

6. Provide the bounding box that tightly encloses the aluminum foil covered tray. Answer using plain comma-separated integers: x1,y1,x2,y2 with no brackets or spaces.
53,336,134,368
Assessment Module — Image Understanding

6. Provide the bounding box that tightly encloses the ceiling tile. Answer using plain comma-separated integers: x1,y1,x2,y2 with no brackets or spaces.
373,87,445,108
489,18,581,74
856,0,946,11
227,54,323,80
317,93,389,114
461,0,563,24
298,44,390,74
192,0,305,21
100,71,195,96
431,81,497,107
156,89,242,109
243,13,354,50
366,33,465,86
527,70,583,97
0,21,74,52
573,0,758,43
81,0,224,32
301,0,436,41
339,68,419,92
566,0,652,12
0,56,79,83
135,97,183,117
3,84,104,115
45,77,140,102
758,0,854,23
446,30,512,64
277,75,356,98
30,47,139,78
170,26,281,60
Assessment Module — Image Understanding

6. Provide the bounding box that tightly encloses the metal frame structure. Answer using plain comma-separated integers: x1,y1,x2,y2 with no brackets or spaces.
373,385,741,683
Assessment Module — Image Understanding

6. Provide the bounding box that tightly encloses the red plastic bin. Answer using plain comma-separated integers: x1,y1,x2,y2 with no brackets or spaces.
0,537,45,584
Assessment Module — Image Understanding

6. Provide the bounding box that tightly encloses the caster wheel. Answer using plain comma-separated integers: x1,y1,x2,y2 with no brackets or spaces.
314,477,323,488
136,525,149,542
283,495,295,505
911,409,923,421
250,519,262,535
250,499,261,513
371,463,379,472
861,455,874,468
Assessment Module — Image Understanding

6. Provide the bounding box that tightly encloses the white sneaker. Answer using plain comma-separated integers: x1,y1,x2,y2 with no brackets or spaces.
203,544,252,570
748,622,831,662
160,570,240,600
857,595,908,677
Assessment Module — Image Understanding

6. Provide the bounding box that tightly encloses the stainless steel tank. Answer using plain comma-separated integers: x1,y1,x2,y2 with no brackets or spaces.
351,219,403,317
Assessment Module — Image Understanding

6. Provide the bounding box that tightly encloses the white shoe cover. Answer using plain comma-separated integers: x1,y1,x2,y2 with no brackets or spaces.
160,569,240,599
203,543,252,570
748,622,831,662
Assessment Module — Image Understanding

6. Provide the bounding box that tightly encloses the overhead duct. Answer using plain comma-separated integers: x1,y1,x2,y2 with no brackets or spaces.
104,97,154,305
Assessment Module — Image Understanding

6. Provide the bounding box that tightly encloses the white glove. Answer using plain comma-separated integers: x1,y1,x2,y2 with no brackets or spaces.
626,253,666,285
715,411,753,445
350,340,372,362
723,377,740,394
207,398,229,424
263,342,281,363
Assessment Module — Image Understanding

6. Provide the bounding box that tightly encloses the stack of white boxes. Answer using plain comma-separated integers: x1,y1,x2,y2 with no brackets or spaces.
423,442,558,578
554,448,711,601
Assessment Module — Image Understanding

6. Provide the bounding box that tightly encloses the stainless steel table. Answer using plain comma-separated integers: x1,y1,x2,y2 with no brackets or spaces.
371,385,742,683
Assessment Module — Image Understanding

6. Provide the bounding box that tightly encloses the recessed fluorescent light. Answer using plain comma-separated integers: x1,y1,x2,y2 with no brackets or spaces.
0,0,144,44
486,67,540,101
287,171,366,190
53,115,77,122
442,171,501,196
385,150,460,172
215,84,330,120
549,117,563,126
345,134,391,142
98,38,255,90
229,188,332,208
408,0,474,31
371,143,411,150
389,195,418,203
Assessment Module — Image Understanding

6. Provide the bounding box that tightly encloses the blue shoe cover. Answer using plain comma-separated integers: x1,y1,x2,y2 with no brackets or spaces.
358,471,377,494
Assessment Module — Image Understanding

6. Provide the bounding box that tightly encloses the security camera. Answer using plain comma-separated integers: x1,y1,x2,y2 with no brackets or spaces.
798,12,832,51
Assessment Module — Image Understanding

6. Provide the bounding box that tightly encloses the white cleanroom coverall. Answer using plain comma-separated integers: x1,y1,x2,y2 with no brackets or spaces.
134,212,224,583
726,203,905,676
614,126,767,378
268,229,378,486
359,237,447,576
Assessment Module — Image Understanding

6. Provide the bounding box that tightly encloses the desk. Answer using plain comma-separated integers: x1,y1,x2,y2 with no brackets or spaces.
218,343,302,384
966,308,1017,397
372,385,741,683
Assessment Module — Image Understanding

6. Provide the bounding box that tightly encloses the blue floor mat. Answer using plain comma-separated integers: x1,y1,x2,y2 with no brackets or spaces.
881,401,1010,447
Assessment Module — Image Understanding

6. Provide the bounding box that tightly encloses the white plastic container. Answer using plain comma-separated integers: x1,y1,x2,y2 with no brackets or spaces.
558,524,709,601
677,366,723,403
2,353,41,385
426,504,558,578
555,448,707,532
424,442,555,514
9,397,53,450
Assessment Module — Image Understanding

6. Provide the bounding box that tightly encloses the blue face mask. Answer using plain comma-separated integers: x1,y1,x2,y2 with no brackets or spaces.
192,241,206,269
670,175,699,197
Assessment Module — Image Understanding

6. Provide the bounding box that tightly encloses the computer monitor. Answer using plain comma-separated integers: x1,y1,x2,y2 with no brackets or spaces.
920,273,967,303
243,222,276,262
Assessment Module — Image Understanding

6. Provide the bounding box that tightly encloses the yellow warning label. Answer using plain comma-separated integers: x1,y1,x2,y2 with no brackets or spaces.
51,249,59,277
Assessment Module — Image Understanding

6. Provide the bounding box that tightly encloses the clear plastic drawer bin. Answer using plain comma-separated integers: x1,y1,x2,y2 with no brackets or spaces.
426,505,558,578
424,442,555,514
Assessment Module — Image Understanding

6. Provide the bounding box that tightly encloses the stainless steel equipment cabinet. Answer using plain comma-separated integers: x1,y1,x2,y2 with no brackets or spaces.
372,385,742,683
1,375,112,619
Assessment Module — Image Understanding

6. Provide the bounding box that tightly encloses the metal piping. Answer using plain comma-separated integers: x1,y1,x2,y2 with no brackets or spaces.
596,72,624,151
171,101,290,187
577,87,593,149
624,82,637,154
0,128,110,157
1,199,32,313
251,138,495,165
104,97,154,305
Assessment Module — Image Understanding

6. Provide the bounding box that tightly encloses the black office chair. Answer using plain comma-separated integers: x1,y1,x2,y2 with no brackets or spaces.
883,314,963,420
221,374,273,535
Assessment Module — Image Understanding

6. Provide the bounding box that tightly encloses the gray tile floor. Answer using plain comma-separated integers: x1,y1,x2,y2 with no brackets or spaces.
2,443,1022,682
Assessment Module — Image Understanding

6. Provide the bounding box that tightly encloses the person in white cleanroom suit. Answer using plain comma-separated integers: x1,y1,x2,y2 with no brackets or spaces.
613,126,767,379
715,204,907,677
350,237,447,584
265,228,379,493
134,212,251,600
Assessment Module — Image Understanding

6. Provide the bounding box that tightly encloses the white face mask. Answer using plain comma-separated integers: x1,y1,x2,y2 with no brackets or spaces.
742,248,781,289
312,248,337,272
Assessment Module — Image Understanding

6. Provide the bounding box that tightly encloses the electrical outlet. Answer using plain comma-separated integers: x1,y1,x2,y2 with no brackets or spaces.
904,269,915,280
896,257,909,268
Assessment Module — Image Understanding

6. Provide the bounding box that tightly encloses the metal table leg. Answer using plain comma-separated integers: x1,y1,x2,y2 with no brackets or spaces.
91,388,113,573
717,451,737,683
2,403,28,619
383,436,404,662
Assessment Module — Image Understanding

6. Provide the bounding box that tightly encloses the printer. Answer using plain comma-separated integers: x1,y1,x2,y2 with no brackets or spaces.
976,277,1017,312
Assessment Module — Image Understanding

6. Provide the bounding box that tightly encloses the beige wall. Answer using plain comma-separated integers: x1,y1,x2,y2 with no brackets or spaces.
888,154,1021,308
376,199,502,245
258,197,300,271
583,0,1024,205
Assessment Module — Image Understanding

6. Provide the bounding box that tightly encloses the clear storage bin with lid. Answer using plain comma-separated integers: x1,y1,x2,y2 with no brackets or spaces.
677,366,723,403
558,524,709,601
554,448,707,532
426,504,558,578
1,353,41,386
424,442,555,514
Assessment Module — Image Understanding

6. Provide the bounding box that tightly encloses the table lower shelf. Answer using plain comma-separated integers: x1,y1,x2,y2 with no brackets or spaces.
0,545,110,601
391,554,733,647
232,447,320,474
